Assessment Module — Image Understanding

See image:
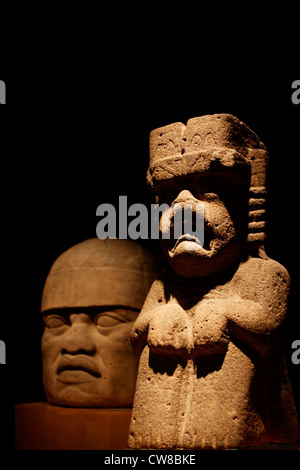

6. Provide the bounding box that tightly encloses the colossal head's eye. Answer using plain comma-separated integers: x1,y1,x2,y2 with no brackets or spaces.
44,315,69,329
95,309,138,328
95,314,123,328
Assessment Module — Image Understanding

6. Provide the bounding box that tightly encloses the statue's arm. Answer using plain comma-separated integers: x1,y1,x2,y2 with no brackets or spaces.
226,257,290,353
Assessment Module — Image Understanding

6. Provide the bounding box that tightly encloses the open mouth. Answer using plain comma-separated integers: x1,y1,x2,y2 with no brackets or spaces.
173,234,203,250
169,224,213,254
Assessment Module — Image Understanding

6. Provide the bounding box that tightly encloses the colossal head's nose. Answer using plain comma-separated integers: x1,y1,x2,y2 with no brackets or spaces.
61,318,96,356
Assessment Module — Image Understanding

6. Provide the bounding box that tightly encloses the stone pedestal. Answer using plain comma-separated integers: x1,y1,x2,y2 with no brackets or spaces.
15,402,132,450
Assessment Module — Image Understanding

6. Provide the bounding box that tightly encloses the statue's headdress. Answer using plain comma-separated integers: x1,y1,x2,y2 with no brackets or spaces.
147,114,268,252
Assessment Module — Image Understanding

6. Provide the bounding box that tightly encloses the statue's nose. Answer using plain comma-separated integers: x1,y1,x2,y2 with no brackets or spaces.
173,189,197,205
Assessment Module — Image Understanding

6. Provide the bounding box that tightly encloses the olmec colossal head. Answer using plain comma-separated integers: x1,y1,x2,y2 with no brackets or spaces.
147,114,268,277
41,238,156,407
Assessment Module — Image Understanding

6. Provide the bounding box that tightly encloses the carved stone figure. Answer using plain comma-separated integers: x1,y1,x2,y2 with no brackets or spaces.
41,238,156,407
128,114,300,449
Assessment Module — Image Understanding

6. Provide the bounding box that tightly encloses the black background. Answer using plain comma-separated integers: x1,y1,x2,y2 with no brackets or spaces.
0,0,299,457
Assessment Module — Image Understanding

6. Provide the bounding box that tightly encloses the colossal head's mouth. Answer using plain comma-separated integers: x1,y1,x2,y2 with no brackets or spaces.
56,356,101,384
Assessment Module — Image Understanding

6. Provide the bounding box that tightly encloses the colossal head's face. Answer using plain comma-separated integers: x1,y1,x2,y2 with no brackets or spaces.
41,239,156,407
42,307,138,407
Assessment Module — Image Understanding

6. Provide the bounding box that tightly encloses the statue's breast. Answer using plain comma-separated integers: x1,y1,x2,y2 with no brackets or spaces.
145,290,232,356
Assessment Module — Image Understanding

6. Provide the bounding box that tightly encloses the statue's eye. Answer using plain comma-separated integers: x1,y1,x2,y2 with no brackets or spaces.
44,315,68,329
203,192,219,202
95,313,125,328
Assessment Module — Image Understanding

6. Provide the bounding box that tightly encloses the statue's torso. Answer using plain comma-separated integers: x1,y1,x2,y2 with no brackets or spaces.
128,257,300,449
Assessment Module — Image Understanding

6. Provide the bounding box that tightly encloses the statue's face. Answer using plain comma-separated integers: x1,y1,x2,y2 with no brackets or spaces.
41,308,138,407
158,171,248,277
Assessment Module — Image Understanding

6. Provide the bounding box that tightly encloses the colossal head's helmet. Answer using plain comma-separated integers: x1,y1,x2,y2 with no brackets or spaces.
147,113,268,254
41,238,157,313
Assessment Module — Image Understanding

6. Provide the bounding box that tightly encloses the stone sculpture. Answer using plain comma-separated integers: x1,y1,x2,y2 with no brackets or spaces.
41,238,156,407
128,114,300,449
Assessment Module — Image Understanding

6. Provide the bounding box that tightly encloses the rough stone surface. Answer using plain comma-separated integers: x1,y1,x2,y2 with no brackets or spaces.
41,238,156,407
128,114,300,449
